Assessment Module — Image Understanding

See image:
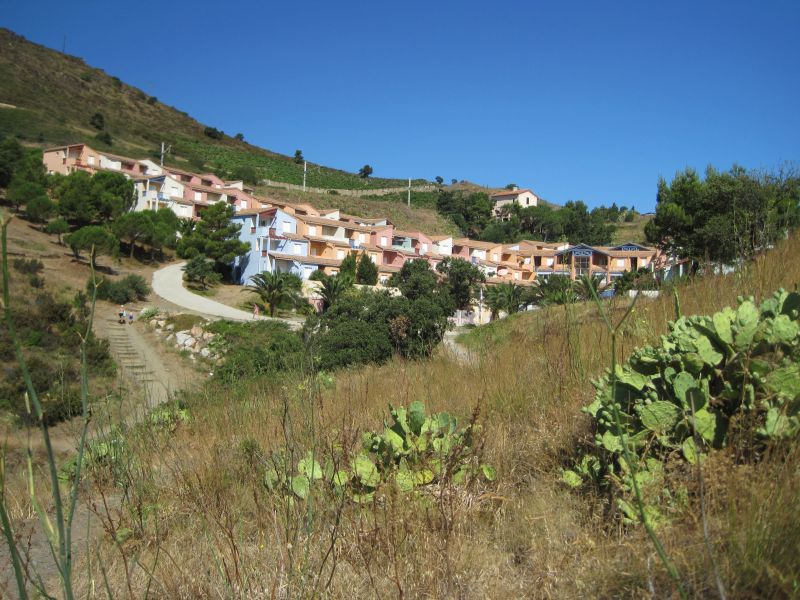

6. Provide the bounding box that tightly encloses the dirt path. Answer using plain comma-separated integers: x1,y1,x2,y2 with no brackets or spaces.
442,329,478,365
0,305,189,598
152,262,303,329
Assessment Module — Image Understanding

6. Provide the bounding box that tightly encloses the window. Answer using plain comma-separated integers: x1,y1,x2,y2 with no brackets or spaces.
616,258,625,268
370,254,377,263
282,221,291,233
194,191,201,201
337,250,345,260
241,201,248,209
380,236,388,246
421,243,428,252
514,272,521,280
308,226,317,236
575,256,590,275
293,243,302,255
492,253,498,261
359,233,366,243
88,156,95,166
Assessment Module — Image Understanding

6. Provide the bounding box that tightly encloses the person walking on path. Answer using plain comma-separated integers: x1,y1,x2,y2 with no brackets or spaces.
252,303,260,319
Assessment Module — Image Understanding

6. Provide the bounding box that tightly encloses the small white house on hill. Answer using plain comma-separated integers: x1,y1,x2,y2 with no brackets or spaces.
491,187,539,216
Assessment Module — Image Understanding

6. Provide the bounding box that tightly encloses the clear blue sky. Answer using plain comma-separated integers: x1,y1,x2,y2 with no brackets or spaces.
4,1,799,210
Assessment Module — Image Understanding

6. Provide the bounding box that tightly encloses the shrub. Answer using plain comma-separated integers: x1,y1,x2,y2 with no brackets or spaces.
12,257,44,274
95,131,112,146
92,274,150,304
213,321,305,382
89,112,105,130
204,126,223,140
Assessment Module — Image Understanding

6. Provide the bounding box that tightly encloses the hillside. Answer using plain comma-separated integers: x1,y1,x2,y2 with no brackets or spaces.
0,28,428,191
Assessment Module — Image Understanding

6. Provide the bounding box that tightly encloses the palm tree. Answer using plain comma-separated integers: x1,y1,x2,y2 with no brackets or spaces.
244,271,303,317
536,275,577,306
484,285,503,321
319,273,353,312
497,282,524,314
576,274,605,302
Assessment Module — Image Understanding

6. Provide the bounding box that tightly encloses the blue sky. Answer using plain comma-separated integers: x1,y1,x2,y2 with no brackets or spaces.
4,1,799,210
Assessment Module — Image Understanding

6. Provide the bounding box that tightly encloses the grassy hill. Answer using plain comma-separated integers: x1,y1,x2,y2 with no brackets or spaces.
0,28,428,190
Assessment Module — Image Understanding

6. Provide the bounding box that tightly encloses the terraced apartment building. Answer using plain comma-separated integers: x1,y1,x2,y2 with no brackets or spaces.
42,143,657,287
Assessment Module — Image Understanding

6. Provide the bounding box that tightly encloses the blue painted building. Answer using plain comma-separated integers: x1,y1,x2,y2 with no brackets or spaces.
231,208,339,284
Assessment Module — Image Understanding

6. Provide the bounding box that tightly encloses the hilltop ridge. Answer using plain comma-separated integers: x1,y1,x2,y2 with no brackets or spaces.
0,28,428,191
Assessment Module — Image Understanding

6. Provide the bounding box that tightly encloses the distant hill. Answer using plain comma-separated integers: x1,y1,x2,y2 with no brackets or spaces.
0,28,428,191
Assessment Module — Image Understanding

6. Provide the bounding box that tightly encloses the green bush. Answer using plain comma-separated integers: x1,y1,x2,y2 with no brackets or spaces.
12,257,44,274
92,274,150,304
213,321,305,382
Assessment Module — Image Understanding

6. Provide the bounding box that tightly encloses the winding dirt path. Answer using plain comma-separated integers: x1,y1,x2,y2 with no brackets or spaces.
0,305,188,598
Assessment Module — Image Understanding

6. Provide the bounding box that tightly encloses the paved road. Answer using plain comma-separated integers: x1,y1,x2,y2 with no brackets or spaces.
152,262,302,329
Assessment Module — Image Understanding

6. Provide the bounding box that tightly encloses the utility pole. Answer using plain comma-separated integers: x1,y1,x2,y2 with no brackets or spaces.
160,141,171,167
303,160,307,192
407,177,411,207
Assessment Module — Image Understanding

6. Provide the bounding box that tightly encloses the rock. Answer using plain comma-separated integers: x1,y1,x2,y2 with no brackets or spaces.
149,319,158,328
166,323,174,331
190,326,203,338
203,332,214,341
200,347,211,358
175,331,194,347
166,333,174,342
189,354,196,361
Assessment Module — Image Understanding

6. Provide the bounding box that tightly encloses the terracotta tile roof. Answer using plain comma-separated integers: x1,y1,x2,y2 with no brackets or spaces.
268,252,342,267
188,183,229,195
304,234,352,247
378,264,402,273
490,188,535,198
429,235,453,241
453,238,499,250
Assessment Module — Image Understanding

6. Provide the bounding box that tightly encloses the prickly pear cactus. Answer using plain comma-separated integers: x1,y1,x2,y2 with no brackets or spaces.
264,401,495,503
563,289,800,518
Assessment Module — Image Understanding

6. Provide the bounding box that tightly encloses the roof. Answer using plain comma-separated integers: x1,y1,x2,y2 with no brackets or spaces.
44,143,89,152
393,229,425,239
452,238,499,250
267,252,342,267
296,214,364,229
429,235,453,242
378,264,402,273
304,234,352,247
188,183,229,195
490,188,536,198
232,207,277,217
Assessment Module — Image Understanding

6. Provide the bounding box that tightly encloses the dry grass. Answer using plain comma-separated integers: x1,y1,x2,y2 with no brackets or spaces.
17,234,800,598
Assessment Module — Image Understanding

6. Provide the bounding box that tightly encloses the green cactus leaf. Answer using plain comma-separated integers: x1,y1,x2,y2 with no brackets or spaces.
481,464,497,481
264,468,280,491
691,409,725,445
672,371,696,405
712,309,735,345
695,335,723,366
561,469,582,488
614,364,651,391
640,401,680,432
332,470,349,487
391,404,410,434
769,314,799,344
758,407,792,438
734,300,759,349
601,430,623,452
414,469,435,485
383,427,405,452
408,401,426,435
297,452,323,480
765,364,800,398
681,438,700,464
352,455,380,488
291,475,310,499
352,492,375,504
395,470,416,492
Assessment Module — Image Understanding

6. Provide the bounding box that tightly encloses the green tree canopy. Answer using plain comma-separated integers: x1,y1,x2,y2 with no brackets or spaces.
183,255,222,290
176,202,249,276
25,194,55,227
356,252,379,285
436,257,485,311
644,165,800,264
112,211,154,258
65,225,118,269
56,170,135,225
